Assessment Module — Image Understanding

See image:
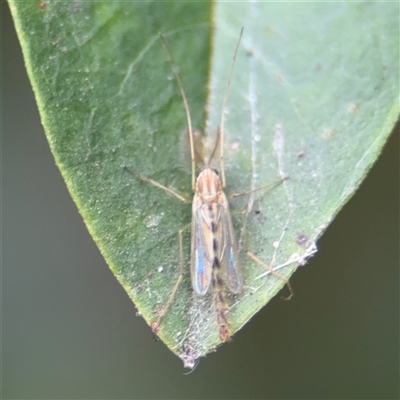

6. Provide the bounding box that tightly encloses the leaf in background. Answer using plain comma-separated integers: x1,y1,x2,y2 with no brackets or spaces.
9,0,399,367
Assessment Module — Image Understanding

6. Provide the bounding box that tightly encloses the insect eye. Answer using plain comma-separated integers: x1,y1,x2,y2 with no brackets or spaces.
212,168,219,175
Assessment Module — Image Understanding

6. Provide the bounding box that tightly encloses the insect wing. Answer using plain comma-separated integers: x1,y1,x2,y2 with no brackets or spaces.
191,194,213,295
219,193,242,293
191,191,242,295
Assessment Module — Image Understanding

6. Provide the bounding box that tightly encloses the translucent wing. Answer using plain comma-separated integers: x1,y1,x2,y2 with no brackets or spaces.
218,192,242,294
191,191,242,295
191,193,213,295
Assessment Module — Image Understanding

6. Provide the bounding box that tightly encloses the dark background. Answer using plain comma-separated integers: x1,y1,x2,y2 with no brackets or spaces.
3,2,399,399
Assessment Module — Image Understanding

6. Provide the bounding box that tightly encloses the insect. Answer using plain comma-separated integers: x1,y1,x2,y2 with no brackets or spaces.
125,28,293,342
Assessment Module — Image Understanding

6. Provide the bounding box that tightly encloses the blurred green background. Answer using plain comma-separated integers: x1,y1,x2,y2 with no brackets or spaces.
3,2,399,399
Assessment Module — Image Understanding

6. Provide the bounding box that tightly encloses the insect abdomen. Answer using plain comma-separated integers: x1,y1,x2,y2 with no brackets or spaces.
213,259,230,341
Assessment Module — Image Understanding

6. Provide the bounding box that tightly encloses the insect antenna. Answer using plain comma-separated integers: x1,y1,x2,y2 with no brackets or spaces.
219,27,244,187
159,33,196,191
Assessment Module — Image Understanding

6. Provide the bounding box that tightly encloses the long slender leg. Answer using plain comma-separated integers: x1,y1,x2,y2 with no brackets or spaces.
245,251,294,300
230,177,293,299
151,225,189,334
158,34,196,191
123,166,190,203
230,177,287,251
124,165,191,332
229,176,288,199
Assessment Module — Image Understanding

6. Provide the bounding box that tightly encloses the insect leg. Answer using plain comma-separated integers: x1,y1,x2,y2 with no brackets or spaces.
245,251,294,300
158,33,196,191
151,223,190,334
228,176,288,200
229,176,287,251
229,177,294,300
124,166,191,333
123,166,190,203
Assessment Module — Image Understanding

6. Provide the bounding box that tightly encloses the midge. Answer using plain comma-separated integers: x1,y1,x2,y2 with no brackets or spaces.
126,28,293,342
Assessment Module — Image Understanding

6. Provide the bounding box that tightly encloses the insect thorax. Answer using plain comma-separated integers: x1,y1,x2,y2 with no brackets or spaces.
195,168,222,203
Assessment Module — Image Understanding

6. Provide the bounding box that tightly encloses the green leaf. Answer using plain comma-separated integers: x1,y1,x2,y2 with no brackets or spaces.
10,1,399,367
